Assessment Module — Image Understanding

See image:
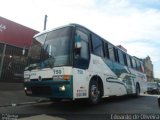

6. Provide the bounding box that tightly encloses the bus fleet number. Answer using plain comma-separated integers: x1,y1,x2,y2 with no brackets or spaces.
53,69,62,75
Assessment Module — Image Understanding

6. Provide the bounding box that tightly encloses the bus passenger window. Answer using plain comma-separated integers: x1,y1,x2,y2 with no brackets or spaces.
132,58,136,69
123,53,127,66
140,63,144,72
108,44,115,61
118,50,125,65
130,57,133,68
126,55,131,67
114,47,119,63
92,34,104,57
74,29,90,69
75,30,89,60
105,43,110,59
136,61,141,72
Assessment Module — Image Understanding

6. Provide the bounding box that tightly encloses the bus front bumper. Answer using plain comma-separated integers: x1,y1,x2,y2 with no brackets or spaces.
24,79,73,99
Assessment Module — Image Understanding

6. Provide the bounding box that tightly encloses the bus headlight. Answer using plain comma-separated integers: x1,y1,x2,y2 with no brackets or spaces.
24,87,27,91
59,85,65,91
63,75,70,80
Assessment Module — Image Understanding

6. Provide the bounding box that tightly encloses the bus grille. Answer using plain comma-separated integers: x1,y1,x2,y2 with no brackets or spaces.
31,86,52,95
30,78,53,82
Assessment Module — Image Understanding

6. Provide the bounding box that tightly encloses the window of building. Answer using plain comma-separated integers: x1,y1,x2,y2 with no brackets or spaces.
92,34,104,57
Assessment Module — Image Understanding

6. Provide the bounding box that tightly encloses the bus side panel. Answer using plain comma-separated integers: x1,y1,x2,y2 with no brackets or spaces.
72,68,89,99
88,54,127,97
130,68,147,93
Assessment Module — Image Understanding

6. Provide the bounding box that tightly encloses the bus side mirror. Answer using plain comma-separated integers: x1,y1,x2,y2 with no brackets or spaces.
75,35,82,49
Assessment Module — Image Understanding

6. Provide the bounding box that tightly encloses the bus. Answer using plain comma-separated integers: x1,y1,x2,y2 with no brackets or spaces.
24,24,147,104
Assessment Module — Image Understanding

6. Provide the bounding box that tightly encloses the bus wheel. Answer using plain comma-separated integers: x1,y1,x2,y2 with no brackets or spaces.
88,80,101,104
135,84,140,97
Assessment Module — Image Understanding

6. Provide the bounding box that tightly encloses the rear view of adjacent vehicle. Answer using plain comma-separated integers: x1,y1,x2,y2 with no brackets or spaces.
147,82,160,94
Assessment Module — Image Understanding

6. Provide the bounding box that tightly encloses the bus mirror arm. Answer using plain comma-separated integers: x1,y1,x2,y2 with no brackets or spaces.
75,47,81,58
75,42,82,49
75,35,82,49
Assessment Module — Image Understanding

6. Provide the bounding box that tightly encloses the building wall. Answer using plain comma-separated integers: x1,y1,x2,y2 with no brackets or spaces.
0,17,38,48
0,17,38,82
143,56,154,82
0,43,29,82
0,43,4,64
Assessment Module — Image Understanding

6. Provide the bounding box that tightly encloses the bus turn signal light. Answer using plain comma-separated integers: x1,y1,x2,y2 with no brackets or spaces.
64,75,70,80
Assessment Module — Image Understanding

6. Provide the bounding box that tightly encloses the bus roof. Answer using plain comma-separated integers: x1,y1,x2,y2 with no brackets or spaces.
33,24,77,38
33,23,143,63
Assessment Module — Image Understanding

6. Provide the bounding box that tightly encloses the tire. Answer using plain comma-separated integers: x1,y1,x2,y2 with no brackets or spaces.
135,84,140,97
88,80,101,105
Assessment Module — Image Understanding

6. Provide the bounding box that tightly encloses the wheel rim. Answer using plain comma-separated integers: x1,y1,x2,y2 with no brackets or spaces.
90,84,100,102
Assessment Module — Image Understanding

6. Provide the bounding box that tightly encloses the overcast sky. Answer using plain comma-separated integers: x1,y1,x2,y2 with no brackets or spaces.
0,0,160,78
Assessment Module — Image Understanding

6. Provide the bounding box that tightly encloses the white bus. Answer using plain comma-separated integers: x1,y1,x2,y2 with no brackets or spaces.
24,24,147,104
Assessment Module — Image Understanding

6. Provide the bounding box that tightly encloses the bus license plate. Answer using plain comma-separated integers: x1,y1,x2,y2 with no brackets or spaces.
26,90,32,95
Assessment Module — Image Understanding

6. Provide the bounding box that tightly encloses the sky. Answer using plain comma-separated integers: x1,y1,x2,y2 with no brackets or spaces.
0,0,160,78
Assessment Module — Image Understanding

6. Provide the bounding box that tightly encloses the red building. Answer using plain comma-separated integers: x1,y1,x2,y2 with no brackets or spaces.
0,17,38,82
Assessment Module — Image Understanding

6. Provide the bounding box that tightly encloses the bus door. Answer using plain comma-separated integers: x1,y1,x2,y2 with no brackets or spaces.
73,28,90,98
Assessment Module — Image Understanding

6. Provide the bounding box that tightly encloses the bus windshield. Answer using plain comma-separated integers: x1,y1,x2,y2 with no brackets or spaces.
26,27,73,70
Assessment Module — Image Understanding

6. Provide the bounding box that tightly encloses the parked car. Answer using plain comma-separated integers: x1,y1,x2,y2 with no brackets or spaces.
147,82,160,94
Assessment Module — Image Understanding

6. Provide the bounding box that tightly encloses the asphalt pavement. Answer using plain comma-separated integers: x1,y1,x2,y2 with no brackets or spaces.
0,82,42,107
0,83,160,120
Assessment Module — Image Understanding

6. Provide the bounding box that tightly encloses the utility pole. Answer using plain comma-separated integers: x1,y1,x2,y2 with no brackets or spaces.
43,15,48,31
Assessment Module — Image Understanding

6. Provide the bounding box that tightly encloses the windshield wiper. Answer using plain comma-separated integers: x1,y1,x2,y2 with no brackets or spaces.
45,56,56,68
25,63,40,71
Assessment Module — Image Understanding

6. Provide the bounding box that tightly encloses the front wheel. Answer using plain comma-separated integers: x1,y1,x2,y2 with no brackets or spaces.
88,80,101,105
135,84,140,97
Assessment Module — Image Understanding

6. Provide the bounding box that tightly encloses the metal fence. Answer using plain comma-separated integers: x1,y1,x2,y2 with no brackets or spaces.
0,43,28,83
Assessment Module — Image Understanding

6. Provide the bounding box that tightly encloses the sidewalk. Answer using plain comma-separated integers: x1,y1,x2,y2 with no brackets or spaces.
0,82,24,91
0,83,42,107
